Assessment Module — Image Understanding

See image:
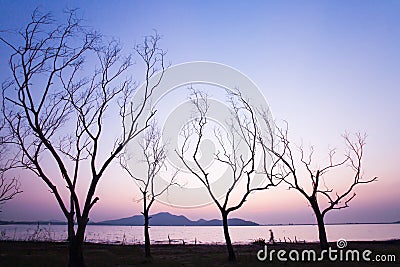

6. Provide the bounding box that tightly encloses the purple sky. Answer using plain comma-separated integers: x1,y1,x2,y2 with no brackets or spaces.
0,0,399,224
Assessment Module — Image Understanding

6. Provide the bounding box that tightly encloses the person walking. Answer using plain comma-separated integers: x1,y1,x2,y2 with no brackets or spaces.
268,229,275,244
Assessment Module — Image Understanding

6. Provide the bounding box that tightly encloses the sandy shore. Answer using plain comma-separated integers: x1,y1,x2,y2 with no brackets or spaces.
0,240,399,266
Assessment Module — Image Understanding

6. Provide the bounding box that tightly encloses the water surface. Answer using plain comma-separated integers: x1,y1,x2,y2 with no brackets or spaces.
0,224,398,245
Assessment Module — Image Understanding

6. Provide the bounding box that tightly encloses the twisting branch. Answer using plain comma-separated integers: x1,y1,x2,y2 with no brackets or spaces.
1,9,167,265
120,120,177,206
257,116,377,249
0,176,21,208
176,87,283,262
319,132,377,216
2,9,98,222
120,120,177,258
0,115,22,210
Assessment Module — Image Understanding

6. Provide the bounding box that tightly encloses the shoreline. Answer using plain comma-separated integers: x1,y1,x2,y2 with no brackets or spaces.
1,221,399,226
1,240,399,266
1,223,398,246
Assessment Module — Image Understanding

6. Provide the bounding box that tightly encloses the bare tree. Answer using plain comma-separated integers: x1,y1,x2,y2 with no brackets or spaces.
177,88,284,262
1,9,165,267
260,121,377,249
120,121,177,258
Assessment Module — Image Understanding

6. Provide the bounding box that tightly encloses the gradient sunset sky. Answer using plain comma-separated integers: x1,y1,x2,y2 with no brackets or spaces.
0,0,399,225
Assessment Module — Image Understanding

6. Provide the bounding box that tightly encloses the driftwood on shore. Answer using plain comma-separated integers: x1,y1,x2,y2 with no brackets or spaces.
168,234,187,245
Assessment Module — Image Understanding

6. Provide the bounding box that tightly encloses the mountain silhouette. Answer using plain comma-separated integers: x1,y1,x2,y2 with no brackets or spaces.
96,212,258,226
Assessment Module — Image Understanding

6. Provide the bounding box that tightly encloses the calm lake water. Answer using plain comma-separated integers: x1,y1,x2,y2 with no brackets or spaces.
0,224,399,245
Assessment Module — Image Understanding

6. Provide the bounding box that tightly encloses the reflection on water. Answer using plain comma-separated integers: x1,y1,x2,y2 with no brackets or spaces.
0,224,399,245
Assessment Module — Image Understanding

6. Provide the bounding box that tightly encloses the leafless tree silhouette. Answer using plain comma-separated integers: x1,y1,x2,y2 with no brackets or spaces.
1,9,165,267
120,121,177,258
177,88,284,262
259,118,377,249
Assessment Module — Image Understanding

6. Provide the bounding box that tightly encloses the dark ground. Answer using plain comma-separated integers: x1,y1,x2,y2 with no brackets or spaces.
0,240,399,266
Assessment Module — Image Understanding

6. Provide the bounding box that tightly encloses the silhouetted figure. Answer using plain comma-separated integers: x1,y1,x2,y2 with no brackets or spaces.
269,229,275,244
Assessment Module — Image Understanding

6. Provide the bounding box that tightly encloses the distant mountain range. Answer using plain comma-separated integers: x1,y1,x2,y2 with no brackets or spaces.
1,214,399,226
95,212,259,226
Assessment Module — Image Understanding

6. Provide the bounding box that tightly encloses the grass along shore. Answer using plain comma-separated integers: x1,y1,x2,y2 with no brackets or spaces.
0,240,399,266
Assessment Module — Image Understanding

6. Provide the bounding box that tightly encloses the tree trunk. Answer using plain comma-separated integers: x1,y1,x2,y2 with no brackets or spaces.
222,211,236,262
67,212,75,242
310,200,329,250
316,213,329,250
144,210,151,258
68,221,87,267
143,193,151,258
